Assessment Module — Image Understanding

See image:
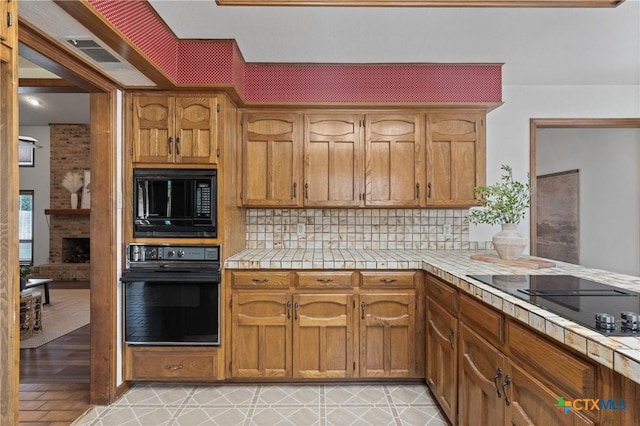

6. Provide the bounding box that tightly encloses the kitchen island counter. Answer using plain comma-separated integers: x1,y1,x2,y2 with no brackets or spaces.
225,248,640,385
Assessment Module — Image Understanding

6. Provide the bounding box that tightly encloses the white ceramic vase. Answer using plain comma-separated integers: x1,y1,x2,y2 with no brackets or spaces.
492,223,527,260
70,192,79,209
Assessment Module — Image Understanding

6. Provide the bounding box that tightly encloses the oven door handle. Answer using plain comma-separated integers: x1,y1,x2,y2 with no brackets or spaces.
120,273,221,283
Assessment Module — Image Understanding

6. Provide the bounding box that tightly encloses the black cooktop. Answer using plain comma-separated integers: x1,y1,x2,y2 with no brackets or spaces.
468,275,640,336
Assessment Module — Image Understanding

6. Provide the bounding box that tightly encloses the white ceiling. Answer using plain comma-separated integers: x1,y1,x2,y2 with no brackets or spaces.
148,0,639,86
17,0,640,126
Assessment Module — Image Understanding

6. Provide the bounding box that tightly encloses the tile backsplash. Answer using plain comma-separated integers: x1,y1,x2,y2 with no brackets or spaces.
246,208,493,250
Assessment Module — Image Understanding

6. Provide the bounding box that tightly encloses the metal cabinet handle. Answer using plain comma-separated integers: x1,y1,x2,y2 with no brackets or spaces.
165,364,184,371
493,367,502,397
168,137,173,154
294,302,299,320
427,182,432,198
293,182,297,198
304,183,309,199
361,301,366,320
448,329,455,350
316,278,334,283
176,137,181,155
416,183,420,199
251,278,269,283
502,375,511,406
379,278,397,284
286,300,291,319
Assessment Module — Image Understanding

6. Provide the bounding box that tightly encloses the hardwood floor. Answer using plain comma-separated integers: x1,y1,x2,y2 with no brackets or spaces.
19,280,91,425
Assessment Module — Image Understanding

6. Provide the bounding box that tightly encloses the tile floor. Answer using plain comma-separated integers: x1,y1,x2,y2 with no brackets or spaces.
72,383,447,426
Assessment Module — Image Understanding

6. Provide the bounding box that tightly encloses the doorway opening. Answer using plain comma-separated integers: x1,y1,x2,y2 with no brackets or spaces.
530,118,640,276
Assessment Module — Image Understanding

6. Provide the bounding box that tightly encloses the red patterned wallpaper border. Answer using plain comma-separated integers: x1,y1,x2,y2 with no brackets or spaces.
244,63,501,103
87,0,501,103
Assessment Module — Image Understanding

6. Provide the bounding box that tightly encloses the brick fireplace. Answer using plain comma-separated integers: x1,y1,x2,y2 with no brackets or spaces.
31,124,91,282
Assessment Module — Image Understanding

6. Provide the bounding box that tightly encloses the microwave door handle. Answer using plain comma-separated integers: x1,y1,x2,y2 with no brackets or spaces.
144,181,150,219
136,181,145,219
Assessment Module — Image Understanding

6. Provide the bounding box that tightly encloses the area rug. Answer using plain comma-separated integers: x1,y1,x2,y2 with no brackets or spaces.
20,289,90,349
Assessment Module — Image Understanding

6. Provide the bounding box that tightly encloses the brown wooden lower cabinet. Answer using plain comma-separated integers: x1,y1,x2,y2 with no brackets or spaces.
426,296,458,424
359,293,417,378
125,346,222,381
231,292,292,378
227,270,424,380
230,289,419,380
458,323,594,426
458,322,504,425
230,290,358,379
293,293,355,378
425,274,640,426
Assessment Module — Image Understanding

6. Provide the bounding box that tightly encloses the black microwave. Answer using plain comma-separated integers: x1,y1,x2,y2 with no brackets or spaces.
133,169,217,238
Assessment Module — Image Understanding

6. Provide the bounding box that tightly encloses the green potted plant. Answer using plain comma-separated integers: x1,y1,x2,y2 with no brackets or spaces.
467,164,531,260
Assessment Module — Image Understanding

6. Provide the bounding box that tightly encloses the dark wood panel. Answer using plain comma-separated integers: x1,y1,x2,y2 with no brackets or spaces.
536,169,579,264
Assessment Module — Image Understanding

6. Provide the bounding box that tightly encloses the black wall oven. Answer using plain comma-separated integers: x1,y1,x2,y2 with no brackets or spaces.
121,244,221,346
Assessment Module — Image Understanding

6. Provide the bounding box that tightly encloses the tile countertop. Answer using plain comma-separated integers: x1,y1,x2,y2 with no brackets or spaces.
225,249,640,385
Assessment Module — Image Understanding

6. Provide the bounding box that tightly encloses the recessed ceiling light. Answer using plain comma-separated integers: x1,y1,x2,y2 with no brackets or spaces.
26,97,41,106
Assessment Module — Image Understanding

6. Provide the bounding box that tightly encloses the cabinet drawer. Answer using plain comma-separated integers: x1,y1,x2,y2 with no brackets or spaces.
230,271,291,289
296,271,356,289
128,349,220,381
426,275,458,314
360,271,418,289
506,320,596,400
459,293,504,347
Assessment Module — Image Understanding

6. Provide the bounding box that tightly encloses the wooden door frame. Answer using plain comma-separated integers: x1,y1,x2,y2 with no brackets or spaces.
18,21,121,405
1,10,20,424
529,118,640,256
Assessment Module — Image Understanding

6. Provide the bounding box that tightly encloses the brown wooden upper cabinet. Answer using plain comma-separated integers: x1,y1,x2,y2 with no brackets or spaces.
241,112,303,206
365,114,424,207
426,112,485,206
132,95,219,165
240,109,485,208
304,114,364,207
0,0,15,48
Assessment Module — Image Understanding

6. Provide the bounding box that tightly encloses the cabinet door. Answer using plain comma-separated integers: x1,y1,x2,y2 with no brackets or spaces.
231,292,292,378
242,113,302,206
292,294,355,378
365,114,424,207
504,361,594,426
304,114,363,207
426,298,459,425
0,0,15,48
458,323,505,426
359,293,416,377
175,96,218,164
426,112,485,206
132,95,175,164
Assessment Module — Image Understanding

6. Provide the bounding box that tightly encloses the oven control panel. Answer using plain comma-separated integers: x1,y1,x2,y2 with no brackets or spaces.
126,244,220,265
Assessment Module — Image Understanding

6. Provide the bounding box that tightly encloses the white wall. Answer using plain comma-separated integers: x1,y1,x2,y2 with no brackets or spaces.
536,128,640,276
18,126,51,266
470,84,640,260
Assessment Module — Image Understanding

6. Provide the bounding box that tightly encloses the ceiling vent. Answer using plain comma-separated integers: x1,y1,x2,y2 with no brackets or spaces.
66,38,121,63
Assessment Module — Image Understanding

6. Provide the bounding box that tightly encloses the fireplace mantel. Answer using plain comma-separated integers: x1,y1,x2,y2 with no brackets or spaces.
45,209,90,215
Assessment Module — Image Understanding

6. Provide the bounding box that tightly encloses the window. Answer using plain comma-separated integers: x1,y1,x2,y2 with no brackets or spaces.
19,144,35,166
19,191,34,265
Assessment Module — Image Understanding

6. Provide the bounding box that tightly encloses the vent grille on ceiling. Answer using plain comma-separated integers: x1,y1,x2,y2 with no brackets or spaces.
66,38,120,63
